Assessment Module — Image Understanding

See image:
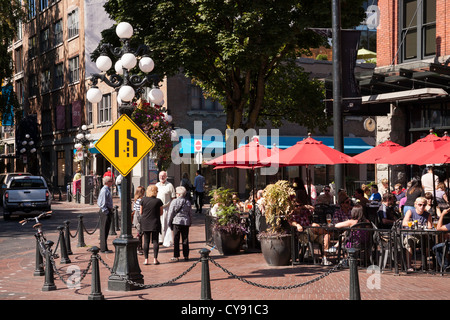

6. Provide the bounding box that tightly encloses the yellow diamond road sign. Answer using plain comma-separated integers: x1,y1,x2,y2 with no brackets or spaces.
95,114,155,176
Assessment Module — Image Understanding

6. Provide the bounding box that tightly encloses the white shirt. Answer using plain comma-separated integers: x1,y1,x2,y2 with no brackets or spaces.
156,181,176,209
421,172,438,193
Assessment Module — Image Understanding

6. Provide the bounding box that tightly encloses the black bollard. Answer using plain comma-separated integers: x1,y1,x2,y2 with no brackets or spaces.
88,246,104,300
199,248,212,300
42,240,56,291
33,235,45,276
109,208,117,236
347,248,361,300
57,226,71,264
77,214,86,247
64,220,73,255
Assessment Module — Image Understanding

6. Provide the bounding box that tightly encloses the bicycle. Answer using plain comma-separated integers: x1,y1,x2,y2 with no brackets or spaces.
20,211,57,257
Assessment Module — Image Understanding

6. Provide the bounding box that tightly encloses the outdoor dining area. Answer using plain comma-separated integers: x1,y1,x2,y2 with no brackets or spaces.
203,131,450,275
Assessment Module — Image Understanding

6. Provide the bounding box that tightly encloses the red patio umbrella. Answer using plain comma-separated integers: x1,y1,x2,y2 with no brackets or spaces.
260,133,360,167
411,141,450,165
352,139,404,193
377,132,448,165
205,136,273,169
352,139,403,164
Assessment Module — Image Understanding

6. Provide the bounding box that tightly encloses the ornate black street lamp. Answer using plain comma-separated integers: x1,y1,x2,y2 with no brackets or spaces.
86,22,163,291
74,124,92,175
19,134,36,173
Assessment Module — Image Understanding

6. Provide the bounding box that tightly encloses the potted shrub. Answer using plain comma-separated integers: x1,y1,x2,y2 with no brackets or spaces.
208,188,247,255
257,180,296,266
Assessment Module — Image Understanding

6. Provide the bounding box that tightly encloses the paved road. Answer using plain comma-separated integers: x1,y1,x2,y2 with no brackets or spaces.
1,198,450,310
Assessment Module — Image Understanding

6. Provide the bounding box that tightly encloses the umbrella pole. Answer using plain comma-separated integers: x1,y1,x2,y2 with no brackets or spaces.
433,165,437,216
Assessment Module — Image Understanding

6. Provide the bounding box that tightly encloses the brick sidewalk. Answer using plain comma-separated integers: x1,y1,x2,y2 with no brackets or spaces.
1,199,450,302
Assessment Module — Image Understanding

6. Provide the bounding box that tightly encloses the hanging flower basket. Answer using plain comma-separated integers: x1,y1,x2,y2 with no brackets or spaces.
131,100,172,171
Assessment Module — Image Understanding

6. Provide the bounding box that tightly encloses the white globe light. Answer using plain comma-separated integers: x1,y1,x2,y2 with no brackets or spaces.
139,57,154,73
28,141,34,146
25,134,30,139
20,148,26,153
87,87,103,103
121,53,137,70
114,60,124,75
85,134,91,139
81,125,87,131
22,141,27,146
116,22,133,39
118,85,135,102
148,88,164,105
74,143,82,149
30,148,36,153
96,55,112,72
76,133,84,140
117,96,122,106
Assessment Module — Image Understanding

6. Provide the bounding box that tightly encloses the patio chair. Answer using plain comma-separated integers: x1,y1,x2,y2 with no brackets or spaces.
343,221,375,267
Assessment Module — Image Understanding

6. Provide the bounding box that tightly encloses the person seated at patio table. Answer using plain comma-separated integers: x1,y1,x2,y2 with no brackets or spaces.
403,177,425,216
377,193,399,229
232,193,245,212
316,186,334,205
361,184,371,199
424,192,442,218
402,197,432,272
333,191,352,222
379,178,389,196
369,184,382,201
354,188,369,207
393,183,406,202
435,182,449,206
326,205,370,254
432,207,450,271
290,197,333,266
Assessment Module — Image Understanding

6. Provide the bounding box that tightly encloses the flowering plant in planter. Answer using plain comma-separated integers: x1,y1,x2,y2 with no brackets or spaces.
209,187,247,235
131,100,172,171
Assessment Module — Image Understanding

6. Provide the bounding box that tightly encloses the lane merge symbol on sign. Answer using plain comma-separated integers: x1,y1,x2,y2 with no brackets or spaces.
95,114,155,176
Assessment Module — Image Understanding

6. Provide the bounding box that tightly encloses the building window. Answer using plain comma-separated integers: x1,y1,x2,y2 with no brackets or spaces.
28,36,37,59
190,85,224,111
53,20,63,46
42,109,52,134
40,27,50,53
53,63,63,89
40,69,51,93
57,150,65,186
68,8,79,39
15,79,24,105
98,94,111,124
28,0,36,19
69,56,79,83
400,0,436,61
86,101,93,125
14,46,23,73
28,74,38,97
40,0,48,11
17,21,23,41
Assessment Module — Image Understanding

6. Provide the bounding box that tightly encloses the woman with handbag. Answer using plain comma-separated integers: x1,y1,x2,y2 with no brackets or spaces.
168,186,192,262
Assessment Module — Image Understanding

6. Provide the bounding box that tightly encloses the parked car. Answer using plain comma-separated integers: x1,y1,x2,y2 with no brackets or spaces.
2,175,51,220
0,172,32,205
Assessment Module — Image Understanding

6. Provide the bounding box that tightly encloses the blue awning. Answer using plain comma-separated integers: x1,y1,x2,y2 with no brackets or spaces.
179,136,373,155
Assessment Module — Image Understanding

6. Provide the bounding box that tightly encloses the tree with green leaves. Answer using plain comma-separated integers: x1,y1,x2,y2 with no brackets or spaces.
99,0,365,133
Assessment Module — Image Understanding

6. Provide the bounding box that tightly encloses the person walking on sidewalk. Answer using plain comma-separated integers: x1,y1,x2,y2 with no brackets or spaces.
140,185,164,265
168,186,192,262
97,176,114,253
194,170,205,213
